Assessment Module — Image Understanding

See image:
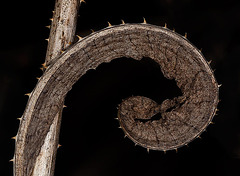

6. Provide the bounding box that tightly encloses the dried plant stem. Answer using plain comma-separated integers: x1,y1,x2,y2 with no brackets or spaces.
14,0,80,175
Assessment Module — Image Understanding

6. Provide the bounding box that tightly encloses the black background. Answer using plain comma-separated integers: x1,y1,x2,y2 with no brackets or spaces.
1,0,240,175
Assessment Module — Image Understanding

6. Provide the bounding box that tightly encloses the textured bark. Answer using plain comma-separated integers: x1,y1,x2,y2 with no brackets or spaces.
15,23,219,175
14,0,80,176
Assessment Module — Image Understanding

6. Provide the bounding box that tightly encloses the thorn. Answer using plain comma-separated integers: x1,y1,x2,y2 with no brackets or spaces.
11,136,16,140
163,150,166,154
49,18,53,22
36,77,40,80
63,105,67,108
114,118,118,120
208,60,212,65
25,93,31,97
45,38,49,42
210,121,215,125
175,148,178,153
80,0,86,4
9,158,14,162
124,134,127,138
173,28,175,32
200,48,202,52
143,17,147,24
17,117,22,121
107,21,112,27
198,136,202,139
218,84,222,88
118,126,122,129
135,143,138,146
45,25,51,29
52,11,55,14
41,62,47,69
57,144,62,148
76,35,82,40
184,32,187,38
90,29,94,33
164,23,167,28
147,148,150,153
185,144,189,147
40,67,44,71
121,19,125,24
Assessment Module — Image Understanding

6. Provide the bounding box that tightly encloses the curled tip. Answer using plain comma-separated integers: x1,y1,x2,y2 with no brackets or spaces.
164,23,167,28
107,21,112,27
184,32,187,38
143,17,147,24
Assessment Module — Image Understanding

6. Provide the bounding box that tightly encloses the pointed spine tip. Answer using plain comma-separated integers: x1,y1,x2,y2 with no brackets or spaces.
147,148,150,153
57,144,62,148
11,136,16,140
218,84,222,88
107,21,112,27
25,93,31,97
17,117,22,121
90,29,95,33
49,18,53,22
9,158,14,162
80,0,86,4
63,105,67,108
175,148,178,153
164,23,167,28
121,19,125,24
143,17,147,24
45,25,51,29
45,38,49,42
184,32,187,38
173,28,175,32
76,35,82,40
208,60,212,65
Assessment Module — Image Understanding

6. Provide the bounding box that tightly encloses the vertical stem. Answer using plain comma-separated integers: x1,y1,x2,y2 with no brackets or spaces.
14,0,80,175
45,0,80,66
38,0,80,175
